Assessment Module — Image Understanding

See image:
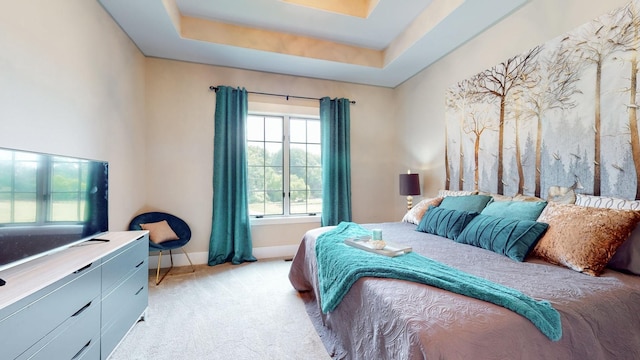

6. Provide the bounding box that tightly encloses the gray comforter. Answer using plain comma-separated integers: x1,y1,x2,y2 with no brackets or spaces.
288,222,640,360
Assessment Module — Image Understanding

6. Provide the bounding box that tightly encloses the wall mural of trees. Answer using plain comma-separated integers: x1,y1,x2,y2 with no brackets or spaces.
445,0,640,200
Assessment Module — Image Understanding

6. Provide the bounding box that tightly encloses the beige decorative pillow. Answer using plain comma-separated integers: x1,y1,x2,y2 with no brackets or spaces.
140,220,180,244
532,202,640,276
437,189,478,198
573,194,640,275
401,197,443,225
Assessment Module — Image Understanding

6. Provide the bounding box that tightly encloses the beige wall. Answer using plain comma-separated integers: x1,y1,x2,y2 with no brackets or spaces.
0,0,147,230
4,0,628,266
144,59,397,262
395,0,630,198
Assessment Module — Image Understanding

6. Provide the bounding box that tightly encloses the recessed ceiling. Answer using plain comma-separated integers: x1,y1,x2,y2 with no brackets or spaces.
98,0,528,88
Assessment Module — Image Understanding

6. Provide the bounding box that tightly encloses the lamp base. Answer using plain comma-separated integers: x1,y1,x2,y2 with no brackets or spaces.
406,195,413,211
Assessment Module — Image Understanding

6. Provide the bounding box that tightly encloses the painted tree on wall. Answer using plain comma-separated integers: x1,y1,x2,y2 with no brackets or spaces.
445,0,640,201
474,46,542,195
615,2,640,198
463,110,497,189
507,65,541,195
445,75,483,191
569,6,632,196
520,44,581,197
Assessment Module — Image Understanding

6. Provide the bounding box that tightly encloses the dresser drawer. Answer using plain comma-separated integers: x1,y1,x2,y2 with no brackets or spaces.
101,266,148,360
0,263,101,360
19,296,101,360
72,335,101,360
0,260,101,322
101,235,147,295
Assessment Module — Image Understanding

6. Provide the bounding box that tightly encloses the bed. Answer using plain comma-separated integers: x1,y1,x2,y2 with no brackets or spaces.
288,195,640,360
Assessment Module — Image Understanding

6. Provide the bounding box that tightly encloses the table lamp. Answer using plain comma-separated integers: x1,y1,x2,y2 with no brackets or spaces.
399,171,420,210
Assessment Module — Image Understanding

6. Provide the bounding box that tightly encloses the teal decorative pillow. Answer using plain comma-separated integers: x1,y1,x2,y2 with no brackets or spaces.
417,206,479,240
439,194,492,213
456,214,549,262
481,201,548,221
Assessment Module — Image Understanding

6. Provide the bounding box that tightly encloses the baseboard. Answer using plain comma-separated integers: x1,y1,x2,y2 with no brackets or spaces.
148,245,299,269
252,244,299,260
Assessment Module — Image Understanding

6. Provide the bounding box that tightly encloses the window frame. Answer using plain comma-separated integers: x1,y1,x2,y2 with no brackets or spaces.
246,111,322,221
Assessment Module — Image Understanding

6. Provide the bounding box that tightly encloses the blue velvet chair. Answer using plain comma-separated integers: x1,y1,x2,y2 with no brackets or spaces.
129,212,195,285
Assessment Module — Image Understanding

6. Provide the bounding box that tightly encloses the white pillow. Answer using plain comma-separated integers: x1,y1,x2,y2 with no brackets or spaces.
401,197,443,225
437,189,478,198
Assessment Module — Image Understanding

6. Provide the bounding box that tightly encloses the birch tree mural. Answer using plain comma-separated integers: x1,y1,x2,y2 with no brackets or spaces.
618,3,640,198
445,0,640,200
445,76,482,190
521,44,581,197
473,46,542,194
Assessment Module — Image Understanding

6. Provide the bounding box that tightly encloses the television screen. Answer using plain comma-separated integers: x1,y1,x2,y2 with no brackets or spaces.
0,148,108,272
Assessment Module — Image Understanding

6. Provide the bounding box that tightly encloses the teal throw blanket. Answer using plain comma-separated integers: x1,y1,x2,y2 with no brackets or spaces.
315,222,562,341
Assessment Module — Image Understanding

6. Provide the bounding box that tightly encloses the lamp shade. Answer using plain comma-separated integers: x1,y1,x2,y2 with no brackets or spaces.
399,173,421,196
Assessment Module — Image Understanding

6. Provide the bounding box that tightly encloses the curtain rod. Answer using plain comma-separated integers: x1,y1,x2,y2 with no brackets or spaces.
208,86,356,104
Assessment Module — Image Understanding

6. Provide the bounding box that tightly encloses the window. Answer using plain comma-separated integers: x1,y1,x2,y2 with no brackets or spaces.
247,113,322,217
0,149,90,225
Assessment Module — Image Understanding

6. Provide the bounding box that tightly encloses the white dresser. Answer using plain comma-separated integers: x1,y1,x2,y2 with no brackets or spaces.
0,231,149,360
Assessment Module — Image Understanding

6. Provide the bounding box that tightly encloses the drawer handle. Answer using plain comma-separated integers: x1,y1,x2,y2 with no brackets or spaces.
135,286,144,296
72,301,92,317
135,260,144,268
71,340,91,360
73,263,92,274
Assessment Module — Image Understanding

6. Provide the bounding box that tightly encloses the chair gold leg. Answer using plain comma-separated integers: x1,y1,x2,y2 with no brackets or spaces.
155,250,174,286
181,247,196,273
155,251,162,285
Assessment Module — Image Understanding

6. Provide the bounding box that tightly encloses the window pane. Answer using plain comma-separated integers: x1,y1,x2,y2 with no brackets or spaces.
265,190,283,215
290,190,308,214
307,167,322,191
307,120,321,143
247,142,265,166
290,118,306,143
264,116,283,142
308,190,322,213
290,144,306,166
248,167,264,192
289,168,307,191
265,166,283,191
248,191,265,216
307,144,321,166
248,113,322,217
265,142,282,167
247,116,264,141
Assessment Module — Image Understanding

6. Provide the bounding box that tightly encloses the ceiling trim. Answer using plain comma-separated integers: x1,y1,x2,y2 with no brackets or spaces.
99,0,529,88
279,0,380,18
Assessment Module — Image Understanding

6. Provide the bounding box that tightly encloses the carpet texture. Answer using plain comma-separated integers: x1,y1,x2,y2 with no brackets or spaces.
109,259,330,360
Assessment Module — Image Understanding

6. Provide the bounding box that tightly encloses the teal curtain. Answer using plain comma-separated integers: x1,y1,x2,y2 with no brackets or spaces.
320,97,352,226
208,86,257,265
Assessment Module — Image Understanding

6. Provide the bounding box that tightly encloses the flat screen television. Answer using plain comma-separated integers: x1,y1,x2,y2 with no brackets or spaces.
0,147,108,273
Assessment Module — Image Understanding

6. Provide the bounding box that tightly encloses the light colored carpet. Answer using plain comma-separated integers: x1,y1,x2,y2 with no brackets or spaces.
109,259,331,360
